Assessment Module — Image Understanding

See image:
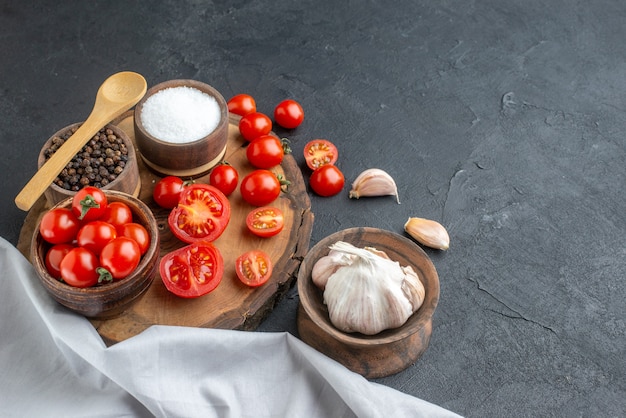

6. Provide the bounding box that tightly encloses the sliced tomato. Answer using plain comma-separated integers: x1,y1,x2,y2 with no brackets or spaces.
246,206,284,238
235,250,273,287
168,184,231,243
160,241,224,298
303,139,338,170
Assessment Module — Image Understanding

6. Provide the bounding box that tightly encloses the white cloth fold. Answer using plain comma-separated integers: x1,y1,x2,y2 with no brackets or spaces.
0,237,459,417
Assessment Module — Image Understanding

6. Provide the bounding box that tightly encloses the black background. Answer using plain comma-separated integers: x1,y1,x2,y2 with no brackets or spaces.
2,1,625,416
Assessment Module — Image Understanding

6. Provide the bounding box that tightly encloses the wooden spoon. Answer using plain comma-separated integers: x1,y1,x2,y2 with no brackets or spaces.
14,71,147,211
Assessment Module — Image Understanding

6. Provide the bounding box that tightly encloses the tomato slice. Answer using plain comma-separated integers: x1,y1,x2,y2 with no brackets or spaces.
246,206,284,238
168,184,231,243
160,241,224,298
235,250,273,287
303,139,338,170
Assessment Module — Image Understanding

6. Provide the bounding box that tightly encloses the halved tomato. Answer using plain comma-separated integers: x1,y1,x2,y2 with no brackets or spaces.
160,241,224,298
246,206,284,238
235,250,273,287
168,184,231,243
303,139,338,170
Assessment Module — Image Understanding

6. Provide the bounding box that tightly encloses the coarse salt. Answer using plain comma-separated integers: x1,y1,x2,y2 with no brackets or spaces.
140,86,221,143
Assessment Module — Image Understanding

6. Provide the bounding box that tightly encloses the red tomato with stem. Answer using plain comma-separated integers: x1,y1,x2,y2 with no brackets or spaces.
246,206,284,238
310,164,345,197
153,176,186,209
76,221,117,255
99,237,141,280
239,112,272,141
240,170,286,206
209,162,239,196
227,94,256,116
99,202,133,230
246,135,290,169
119,223,151,255
45,243,74,278
39,208,81,244
59,247,100,288
168,184,231,243
159,241,224,298
274,99,304,129
235,250,273,287
72,186,108,221
303,139,339,170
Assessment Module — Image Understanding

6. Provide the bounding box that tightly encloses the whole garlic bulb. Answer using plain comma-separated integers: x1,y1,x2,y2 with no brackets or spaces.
315,241,425,335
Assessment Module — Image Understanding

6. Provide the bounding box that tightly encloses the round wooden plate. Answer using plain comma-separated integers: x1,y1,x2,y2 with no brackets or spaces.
18,111,314,345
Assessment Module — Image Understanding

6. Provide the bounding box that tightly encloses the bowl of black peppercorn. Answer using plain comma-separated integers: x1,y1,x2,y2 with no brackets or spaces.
38,122,141,207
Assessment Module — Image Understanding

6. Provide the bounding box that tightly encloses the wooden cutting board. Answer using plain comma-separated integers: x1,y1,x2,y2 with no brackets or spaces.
17,111,314,345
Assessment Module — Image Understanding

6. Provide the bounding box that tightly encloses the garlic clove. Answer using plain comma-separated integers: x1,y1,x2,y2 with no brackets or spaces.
404,217,450,250
349,168,400,204
311,249,354,290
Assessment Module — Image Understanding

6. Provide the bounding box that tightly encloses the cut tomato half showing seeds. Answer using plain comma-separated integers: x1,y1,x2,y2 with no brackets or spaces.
246,206,284,238
160,241,224,298
303,139,338,170
235,250,273,287
168,184,231,243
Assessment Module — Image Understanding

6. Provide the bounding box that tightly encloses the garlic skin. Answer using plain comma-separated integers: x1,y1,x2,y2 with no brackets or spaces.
349,168,400,204
314,241,425,335
404,217,450,250
311,249,354,290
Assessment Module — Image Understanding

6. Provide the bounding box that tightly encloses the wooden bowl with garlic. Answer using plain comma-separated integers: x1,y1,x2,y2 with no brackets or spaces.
297,227,440,379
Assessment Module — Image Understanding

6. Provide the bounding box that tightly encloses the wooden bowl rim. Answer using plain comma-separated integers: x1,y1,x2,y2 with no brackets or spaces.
297,227,440,347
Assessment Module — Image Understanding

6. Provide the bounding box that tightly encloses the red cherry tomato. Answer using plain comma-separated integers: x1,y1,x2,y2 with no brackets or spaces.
159,241,224,298
246,207,284,238
227,94,256,116
76,221,117,255
153,176,185,209
99,201,133,230
119,223,151,255
274,99,304,129
72,186,108,221
235,250,273,287
39,208,81,245
99,237,141,280
309,164,345,197
246,135,287,169
240,170,283,207
209,162,239,196
45,244,74,278
239,112,272,141
168,184,231,243
303,139,339,170
59,247,100,288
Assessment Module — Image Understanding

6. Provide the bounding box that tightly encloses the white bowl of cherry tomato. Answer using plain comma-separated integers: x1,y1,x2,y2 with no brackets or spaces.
30,188,160,319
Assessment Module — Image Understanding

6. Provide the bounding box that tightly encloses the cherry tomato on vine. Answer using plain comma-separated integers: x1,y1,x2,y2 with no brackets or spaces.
240,170,284,206
168,184,231,243
235,250,273,287
45,243,74,278
119,223,151,255
99,237,141,280
76,221,117,255
59,247,100,288
209,162,239,196
159,241,224,298
274,99,304,129
227,94,256,116
99,201,133,229
39,207,81,245
153,176,186,209
246,206,284,238
72,186,108,221
246,135,288,169
239,112,272,141
309,164,345,197
303,139,339,170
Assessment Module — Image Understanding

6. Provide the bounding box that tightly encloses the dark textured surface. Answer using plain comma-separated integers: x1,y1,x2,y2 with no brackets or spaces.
2,1,625,416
